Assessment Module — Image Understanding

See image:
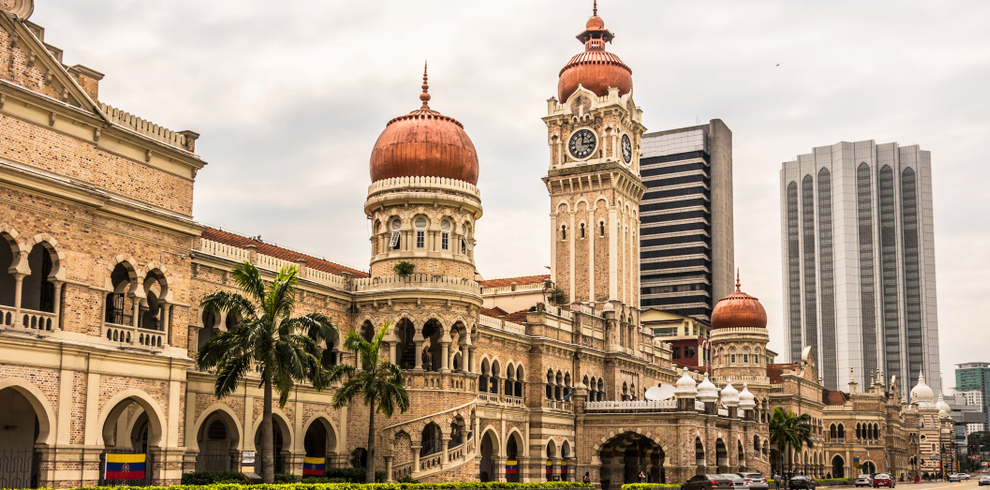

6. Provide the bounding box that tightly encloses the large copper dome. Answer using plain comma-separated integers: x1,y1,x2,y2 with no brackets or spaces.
370,65,479,185
557,7,633,102
711,273,768,330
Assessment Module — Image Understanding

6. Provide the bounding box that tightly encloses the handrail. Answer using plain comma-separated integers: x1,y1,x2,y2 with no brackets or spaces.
383,399,476,431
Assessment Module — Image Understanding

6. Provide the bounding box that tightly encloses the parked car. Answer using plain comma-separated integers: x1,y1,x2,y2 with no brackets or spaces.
855,475,873,487
738,472,770,490
948,474,962,482
722,474,747,488
788,476,816,490
978,475,990,486
681,474,736,490
872,473,894,488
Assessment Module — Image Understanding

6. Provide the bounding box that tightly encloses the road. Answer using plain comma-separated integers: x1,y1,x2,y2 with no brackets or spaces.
844,481,986,490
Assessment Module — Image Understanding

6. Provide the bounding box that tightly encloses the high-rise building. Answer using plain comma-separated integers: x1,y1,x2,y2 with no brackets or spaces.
780,140,940,393
638,120,734,322
956,362,990,431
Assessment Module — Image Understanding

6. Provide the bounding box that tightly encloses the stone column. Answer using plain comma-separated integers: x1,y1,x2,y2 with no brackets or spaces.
385,456,393,482
441,437,450,469
51,280,63,330
388,342,397,365
12,273,24,327
458,343,467,372
131,295,141,328
414,340,424,371
412,445,422,474
440,341,450,373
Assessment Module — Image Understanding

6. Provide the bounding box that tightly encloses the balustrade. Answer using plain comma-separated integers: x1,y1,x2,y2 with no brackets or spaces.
585,399,677,412
103,322,165,350
543,399,573,412
0,305,57,333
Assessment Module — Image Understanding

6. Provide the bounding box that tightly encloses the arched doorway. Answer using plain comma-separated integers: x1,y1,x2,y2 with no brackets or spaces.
546,439,556,481
395,319,416,370
196,413,239,471
599,432,665,484
99,394,164,486
421,319,443,372
304,418,338,467
506,432,522,483
0,387,43,488
715,439,728,472
861,460,876,475
350,448,367,468
479,431,498,482
255,420,287,474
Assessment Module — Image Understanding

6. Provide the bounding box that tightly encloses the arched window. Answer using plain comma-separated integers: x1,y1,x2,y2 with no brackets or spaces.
580,223,586,239
730,347,737,364
546,370,554,399
561,225,567,241
390,219,402,250
743,347,750,364
440,220,451,251
599,221,605,237
414,217,428,249
829,424,837,440
597,379,605,401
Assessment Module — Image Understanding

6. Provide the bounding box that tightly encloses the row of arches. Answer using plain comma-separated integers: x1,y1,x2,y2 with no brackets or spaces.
479,358,524,398
546,370,572,401
477,427,573,483
0,230,63,332
582,375,607,402
372,214,475,257
716,346,765,366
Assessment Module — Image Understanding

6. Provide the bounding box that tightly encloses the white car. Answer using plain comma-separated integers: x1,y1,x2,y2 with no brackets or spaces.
854,475,872,487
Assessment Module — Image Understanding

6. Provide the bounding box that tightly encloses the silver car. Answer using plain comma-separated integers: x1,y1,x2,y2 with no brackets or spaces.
854,475,872,487
738,473,770,490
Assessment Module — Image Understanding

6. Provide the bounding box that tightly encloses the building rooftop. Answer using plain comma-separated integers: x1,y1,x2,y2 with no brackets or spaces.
201,227,369,278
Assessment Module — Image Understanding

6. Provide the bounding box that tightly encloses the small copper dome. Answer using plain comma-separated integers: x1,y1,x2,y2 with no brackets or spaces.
557,5,632,102
711,272,768,330
370,64,479,185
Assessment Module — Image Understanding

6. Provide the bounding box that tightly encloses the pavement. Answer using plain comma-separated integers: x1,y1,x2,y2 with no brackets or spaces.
834,481,987,490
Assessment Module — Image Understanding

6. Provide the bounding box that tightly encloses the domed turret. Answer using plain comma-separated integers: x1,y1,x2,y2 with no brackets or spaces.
910,371,935,407
675,366,698,398
721,379,740,407
697,372,719,403
557,2,633,102
711,271,768,330
738,383,756,412
936,394,951,415
370,63,479,185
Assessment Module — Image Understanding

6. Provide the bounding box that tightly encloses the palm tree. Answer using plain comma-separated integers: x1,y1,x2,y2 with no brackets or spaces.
196,262,337,484
769,407,815,480
327,322,410,483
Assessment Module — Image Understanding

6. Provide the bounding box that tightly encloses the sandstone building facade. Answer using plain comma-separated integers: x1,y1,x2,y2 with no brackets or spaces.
0,2,946,488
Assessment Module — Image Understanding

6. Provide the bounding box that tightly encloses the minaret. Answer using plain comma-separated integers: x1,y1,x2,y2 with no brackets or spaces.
542,4,646,336
366,64,483,280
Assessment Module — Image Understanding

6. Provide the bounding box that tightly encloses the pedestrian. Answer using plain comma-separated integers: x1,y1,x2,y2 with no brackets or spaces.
774,474,782,490
583,472,591,484
827,473,832,479
639,470,647,483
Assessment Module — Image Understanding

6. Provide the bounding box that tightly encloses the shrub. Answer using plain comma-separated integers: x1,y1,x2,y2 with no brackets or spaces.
274,474,301,484
393,261,415,275
621,484,682,490
180,470,246,485
397,475,417,483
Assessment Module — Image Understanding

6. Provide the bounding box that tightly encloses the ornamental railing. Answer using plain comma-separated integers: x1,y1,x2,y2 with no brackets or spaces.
585,399,677,412
354,274,480,295
478,314,526,335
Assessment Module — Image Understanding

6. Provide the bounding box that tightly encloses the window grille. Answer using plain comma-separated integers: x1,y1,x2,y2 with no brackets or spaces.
208,419,227,440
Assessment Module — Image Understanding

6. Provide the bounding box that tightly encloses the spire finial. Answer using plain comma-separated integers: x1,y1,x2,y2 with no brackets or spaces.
593,0,598,16
735,268,741,292
420,61,431,110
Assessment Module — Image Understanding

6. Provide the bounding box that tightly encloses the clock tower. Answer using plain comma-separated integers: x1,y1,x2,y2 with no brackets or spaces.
542,4,646,326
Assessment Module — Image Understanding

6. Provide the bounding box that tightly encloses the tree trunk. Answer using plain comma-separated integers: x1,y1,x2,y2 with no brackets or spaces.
366,400,376,483
262,378,275,484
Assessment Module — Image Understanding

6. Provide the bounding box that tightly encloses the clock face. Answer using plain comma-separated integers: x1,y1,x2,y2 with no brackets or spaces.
568,128,597,160
621,134,633,164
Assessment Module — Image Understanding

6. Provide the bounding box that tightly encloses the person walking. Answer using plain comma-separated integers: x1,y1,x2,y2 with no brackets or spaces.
774,474,782,490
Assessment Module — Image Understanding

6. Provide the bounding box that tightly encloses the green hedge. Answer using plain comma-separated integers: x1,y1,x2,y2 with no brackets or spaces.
181,471,248,485
621,484,681,490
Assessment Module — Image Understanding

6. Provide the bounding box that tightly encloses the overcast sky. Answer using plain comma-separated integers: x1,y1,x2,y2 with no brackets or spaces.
31,0,990,391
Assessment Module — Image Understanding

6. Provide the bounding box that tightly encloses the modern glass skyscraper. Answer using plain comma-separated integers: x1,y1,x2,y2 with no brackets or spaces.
956,362,990,431
639,120,734,322
780,140,940,394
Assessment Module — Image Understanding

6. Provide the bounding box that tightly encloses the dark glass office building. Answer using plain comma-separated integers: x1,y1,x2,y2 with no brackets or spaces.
638,120,734,322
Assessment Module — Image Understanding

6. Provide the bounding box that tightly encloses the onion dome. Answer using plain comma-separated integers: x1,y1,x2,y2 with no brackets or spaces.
711,271,768,329
936,394,951,414
697,372,719,403
910,371,935,407
557,2,633,102
738,383,756,411
721,378,740,408
675,366,698,398
370,63,479,185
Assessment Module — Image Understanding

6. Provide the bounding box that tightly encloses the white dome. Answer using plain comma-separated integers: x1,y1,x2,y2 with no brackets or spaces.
738,383,756,411
697,372,719,403
938,409,949,418
910,371,935,407
721,378,740,407
936,394,951,414
675,366,698,398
